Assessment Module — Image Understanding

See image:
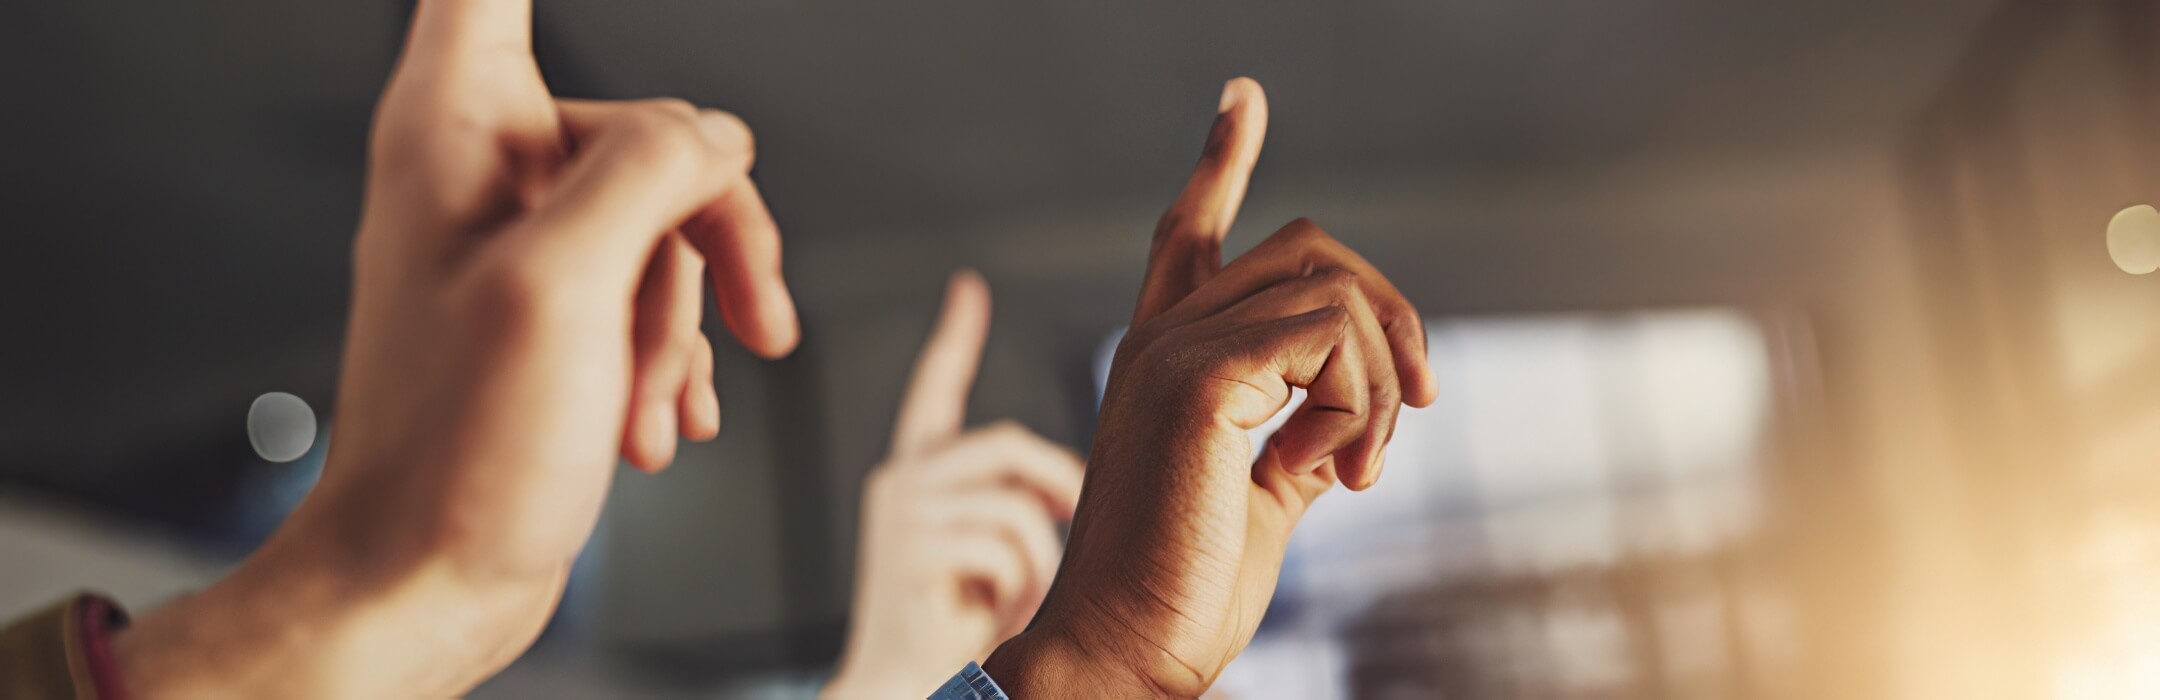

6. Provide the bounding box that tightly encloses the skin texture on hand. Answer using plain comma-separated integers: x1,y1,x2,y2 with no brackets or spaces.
113,1,799,696
984,78,1439,698
822,271,1086,700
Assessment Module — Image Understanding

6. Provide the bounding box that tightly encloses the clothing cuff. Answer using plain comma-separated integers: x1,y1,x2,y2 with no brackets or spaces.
928,661,1010,700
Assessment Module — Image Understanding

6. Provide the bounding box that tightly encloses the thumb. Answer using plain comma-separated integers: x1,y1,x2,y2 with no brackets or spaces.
402,0,535,82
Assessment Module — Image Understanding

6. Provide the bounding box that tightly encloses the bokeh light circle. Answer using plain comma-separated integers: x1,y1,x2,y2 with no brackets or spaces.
247,392,318,463
2107,204,2160,275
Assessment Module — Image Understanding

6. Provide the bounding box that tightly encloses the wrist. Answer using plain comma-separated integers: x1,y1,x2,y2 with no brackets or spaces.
983,625,1167,700
115,524,382,698
114,503,541,698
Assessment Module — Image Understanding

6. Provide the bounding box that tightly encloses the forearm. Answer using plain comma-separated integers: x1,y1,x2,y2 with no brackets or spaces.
114,532,375,697
111,507,540,699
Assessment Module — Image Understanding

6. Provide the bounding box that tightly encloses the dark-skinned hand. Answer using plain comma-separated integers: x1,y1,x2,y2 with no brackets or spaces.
985,78,1438,698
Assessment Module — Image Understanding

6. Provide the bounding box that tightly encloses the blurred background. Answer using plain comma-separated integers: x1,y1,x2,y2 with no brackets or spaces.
2,0,2156,697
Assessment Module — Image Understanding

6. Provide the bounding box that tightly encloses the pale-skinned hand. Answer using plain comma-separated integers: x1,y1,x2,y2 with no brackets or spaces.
985,78,1439,698
112,1,798,696
822,270,1085,699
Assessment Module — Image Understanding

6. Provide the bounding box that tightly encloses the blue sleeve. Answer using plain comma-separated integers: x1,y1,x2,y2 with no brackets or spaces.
927,661,1012,700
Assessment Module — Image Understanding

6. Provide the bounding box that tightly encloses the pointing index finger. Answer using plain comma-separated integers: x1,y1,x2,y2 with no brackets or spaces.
890,269,992,457
405,0,534,72
1131,77,1269,327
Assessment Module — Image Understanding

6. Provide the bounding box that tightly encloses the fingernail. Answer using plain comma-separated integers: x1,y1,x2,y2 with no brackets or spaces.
1219,79,1244,114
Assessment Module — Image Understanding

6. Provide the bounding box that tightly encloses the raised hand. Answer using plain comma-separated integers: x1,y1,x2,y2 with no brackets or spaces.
823,271,1085,699
112,1,797,696
984,78,1438,698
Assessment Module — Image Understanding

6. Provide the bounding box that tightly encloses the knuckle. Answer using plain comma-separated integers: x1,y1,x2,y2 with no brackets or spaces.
987,419,1028,439
627,131,705,180
1155,333,1235,380
1312,265,1360,289
1300,268,1367,311
642,98,702,124
619,107,708,171
1282,217,1329,242
1340,280,1375,310
700,109,755,162
1324,304,1357,338
1323,304,1357,337
1276,219,1348,258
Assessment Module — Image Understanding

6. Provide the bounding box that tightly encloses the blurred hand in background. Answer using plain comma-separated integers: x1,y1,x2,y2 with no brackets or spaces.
985,78,1439,697
111,0,798,697
823,270,1085,699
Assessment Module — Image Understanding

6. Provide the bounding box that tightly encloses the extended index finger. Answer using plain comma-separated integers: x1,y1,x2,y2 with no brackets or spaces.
404,0,534,72
890,269,993,457
1131,77,1269,327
